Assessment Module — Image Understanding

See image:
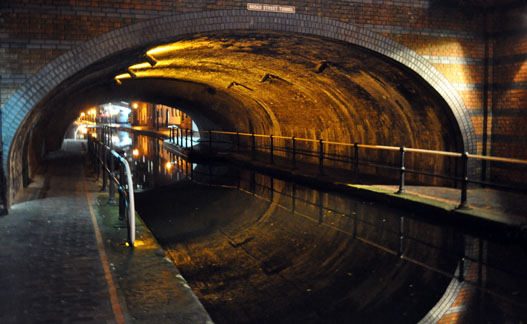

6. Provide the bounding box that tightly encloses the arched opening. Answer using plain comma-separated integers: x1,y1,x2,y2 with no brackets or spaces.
3,11,475,206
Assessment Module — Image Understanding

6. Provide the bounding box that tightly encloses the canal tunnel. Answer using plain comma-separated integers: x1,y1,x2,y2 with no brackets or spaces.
2,3,527,323
11,31,465,204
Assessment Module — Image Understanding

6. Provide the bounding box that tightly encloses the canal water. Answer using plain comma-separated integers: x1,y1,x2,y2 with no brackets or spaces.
112,131,526,324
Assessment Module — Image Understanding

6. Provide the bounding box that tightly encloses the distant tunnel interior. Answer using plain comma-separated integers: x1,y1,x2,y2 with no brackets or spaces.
10,31,464,203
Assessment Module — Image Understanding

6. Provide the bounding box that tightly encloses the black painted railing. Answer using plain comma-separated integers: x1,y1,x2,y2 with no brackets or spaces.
168,128,527,210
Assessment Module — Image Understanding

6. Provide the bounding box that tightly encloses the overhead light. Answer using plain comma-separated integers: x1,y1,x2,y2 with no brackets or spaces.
145,53,158,66
146,43,193,56
114,73,132,85
129,62,152,70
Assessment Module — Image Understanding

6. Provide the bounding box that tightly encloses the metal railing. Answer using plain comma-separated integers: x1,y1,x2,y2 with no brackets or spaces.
89,135,136,245
168,128,527,209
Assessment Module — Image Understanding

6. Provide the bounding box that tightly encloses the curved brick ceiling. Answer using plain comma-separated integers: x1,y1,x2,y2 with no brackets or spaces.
34,32,464,155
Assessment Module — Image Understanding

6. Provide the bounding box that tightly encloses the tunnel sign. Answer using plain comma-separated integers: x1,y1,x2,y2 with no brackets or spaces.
247,3,296,14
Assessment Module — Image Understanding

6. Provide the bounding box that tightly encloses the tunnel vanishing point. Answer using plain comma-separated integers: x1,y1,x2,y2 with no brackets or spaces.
1,1,526,207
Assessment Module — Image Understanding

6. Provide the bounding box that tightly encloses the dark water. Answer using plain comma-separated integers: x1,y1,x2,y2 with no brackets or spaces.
115,132,527,324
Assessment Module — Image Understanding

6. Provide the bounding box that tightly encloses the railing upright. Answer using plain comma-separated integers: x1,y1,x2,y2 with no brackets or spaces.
270,135,274,164
458,152,469,209
292,136,296,169
101,149,108,191
251,133,256,158
118,166,125,221
108,153,116,204
319,139,324,175
236,132,240,152
397,146,406,194
91,139,136,245
190,129,194,151
354,143,359,182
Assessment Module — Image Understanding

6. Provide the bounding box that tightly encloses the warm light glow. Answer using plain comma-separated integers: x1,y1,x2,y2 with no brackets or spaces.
115,73,132,80
132,149,139,156
79,126,88,134
80,112,85,117
165,162,172,170
146,43,194,56
132,103,138,109
125,239,154,248
129,62,152,70
92,133,97,138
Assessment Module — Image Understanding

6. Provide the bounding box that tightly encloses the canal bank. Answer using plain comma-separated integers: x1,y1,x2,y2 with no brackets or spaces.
0,141,213,323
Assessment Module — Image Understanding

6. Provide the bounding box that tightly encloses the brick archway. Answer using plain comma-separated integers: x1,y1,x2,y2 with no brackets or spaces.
2,9,476,175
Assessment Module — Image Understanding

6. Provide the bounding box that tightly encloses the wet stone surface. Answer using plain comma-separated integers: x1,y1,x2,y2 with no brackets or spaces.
0,152,116,324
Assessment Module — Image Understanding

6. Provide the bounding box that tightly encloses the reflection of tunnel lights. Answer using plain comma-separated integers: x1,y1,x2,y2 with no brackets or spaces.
80,126,88,134
92,133,97,138
133,149,139,156
165,162,172,170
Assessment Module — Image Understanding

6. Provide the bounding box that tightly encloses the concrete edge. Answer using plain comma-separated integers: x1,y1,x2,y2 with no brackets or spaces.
91,190,214,323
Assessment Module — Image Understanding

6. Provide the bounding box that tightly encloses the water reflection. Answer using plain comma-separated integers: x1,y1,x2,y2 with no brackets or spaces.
125,132,526,324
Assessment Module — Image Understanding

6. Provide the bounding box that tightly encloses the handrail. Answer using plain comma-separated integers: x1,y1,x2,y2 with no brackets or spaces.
168,126,527,209
110,150,136,244
89,135,135,245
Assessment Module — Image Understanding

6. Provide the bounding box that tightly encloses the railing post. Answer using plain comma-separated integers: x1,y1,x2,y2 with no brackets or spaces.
108,154,116,204
101,149,108,191
209,130,212,152
95,142,100,179
397,146,406,194
319,139,324,175
185,129,188,148
292,136,296,169
118,166,125,221
354,143,359,182
270,135,274,164
190,129,194,151
251,133,256,159
458,152,470,209
176,128,180,146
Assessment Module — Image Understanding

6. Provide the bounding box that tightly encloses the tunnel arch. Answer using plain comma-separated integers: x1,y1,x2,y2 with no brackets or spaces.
2,9,476,204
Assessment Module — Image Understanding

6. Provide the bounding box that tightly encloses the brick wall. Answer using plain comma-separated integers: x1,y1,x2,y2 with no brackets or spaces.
489,1,527,181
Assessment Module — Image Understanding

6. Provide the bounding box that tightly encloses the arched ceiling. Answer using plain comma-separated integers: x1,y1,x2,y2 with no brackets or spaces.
32,31,463,155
